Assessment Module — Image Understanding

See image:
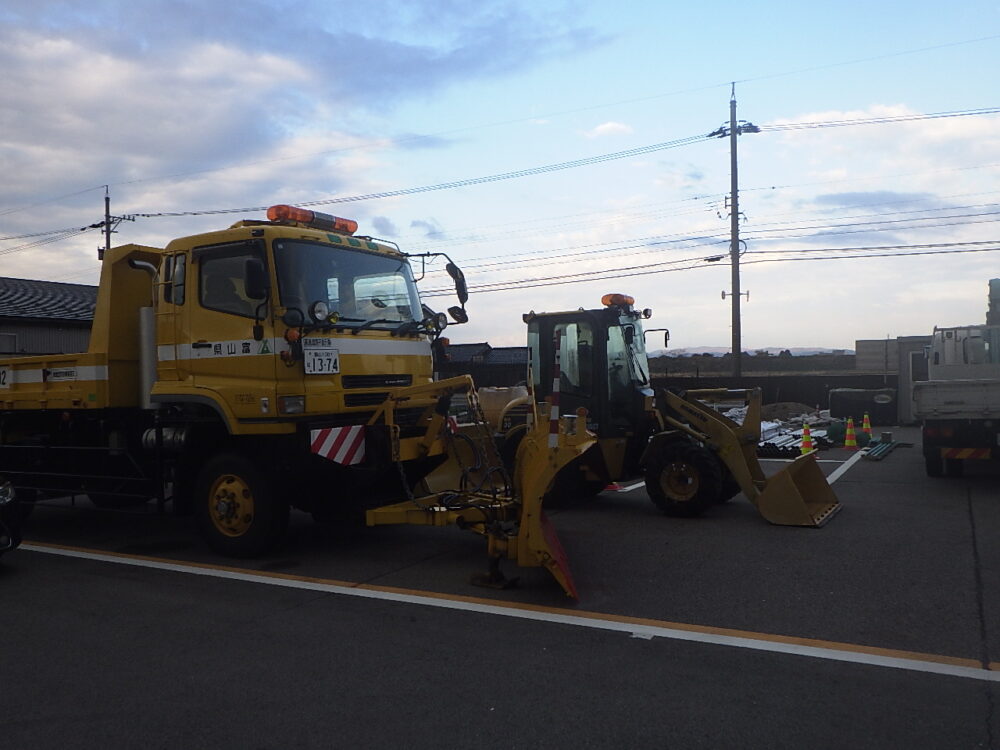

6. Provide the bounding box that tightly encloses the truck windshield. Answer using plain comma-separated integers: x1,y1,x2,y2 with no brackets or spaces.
273,239,423,327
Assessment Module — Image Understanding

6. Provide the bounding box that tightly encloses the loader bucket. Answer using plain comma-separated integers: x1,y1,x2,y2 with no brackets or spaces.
753,452,842,527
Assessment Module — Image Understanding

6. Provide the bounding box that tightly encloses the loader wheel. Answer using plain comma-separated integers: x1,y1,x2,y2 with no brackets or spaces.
717,466,742,503
196,453,289,557
645,442,722,517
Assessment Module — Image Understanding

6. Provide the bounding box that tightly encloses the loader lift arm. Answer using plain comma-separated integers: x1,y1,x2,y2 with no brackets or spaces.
652,388,841,527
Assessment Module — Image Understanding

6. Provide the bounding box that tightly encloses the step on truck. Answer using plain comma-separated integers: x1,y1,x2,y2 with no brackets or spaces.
0,205,592,595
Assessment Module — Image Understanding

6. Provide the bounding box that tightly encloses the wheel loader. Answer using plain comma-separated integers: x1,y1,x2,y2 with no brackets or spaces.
445,294,840,527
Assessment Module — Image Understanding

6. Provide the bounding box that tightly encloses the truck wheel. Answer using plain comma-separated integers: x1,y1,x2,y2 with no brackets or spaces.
196,453,289,557
645,442,722,517
924,452,944,478
944,458,964,478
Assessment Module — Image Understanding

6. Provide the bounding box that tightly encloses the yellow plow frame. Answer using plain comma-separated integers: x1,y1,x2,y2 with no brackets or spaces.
659,388,841,527
365,375,595,596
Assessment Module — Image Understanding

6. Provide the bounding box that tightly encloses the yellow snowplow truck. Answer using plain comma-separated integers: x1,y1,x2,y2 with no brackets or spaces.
0,205,592,595
493,294,840,526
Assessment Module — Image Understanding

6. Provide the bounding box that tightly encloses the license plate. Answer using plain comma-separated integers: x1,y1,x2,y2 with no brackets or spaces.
304,348,339,374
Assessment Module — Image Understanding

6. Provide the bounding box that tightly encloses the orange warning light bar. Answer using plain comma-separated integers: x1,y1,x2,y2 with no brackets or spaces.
601,293,635,307
267,204,358,235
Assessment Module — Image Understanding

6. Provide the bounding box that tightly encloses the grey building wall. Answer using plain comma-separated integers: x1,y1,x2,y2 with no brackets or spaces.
855,339,899,373
0,320,92,356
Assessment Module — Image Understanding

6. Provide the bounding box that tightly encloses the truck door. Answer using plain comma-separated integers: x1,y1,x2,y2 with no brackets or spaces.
186,241,277,421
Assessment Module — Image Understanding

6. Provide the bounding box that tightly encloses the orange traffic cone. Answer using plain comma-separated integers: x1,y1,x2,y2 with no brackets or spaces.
862,412,872,437
800,423,814,454
844,417,858,451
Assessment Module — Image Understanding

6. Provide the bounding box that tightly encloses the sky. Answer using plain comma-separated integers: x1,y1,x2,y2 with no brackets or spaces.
1,1,999,351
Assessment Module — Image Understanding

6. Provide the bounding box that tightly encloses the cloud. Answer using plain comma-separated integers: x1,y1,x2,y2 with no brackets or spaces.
371,216,399,237
583,121,633,139
410,218,445,238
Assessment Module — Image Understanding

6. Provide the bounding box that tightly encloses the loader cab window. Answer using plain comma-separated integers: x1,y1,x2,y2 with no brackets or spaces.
198,246,265,318
607,321,650,413
527,321,593,398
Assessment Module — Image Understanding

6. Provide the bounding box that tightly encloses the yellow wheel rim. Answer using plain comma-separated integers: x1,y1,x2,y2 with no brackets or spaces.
660,461,699,502
208,473,255,537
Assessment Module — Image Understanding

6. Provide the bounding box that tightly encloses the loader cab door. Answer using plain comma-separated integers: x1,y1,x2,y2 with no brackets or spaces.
529,317,598,428
184,240,277,421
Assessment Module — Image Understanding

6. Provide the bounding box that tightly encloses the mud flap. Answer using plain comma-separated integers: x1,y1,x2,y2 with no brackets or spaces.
755,452,841,527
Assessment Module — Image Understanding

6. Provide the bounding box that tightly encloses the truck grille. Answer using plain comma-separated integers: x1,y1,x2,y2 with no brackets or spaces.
342,374,413,389
344,392,391,407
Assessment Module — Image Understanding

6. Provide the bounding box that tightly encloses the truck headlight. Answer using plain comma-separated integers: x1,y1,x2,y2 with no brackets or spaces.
278,395,305,415
0,481,14,506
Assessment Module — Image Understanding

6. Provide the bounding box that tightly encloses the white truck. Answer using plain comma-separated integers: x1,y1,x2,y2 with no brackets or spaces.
913,279,1000,477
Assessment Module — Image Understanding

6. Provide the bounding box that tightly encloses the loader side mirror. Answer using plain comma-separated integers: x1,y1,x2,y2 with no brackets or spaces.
446,262,469,305
244,258,269,300
448,306,469,324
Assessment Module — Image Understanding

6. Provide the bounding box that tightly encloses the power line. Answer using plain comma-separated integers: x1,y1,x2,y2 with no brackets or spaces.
421,240,1000,297
761,107,1000,132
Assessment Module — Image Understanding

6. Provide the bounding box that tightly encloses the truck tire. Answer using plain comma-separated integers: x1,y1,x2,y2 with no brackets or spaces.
944,458,964,478
644,441,722,517
196,452,289,557
924,451,944,478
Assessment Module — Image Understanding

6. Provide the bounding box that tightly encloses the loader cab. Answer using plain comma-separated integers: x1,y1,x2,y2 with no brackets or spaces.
526,294,654,444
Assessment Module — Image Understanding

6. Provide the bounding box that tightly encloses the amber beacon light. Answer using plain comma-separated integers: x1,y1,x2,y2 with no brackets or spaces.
267,204,359,235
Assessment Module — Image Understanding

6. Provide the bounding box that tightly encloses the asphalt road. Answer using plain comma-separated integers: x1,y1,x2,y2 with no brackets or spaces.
2,425,997,749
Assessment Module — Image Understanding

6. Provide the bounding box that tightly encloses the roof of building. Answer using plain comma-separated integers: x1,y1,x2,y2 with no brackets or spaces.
0,277,98,322
445,342,493,363
445,342,528,366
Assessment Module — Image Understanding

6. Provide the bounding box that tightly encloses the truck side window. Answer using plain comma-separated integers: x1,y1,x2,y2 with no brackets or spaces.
165,254,187,305
199,248,262,318
173,254,186,305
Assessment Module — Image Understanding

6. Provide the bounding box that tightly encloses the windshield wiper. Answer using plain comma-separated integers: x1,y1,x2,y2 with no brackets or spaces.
352,318,395,335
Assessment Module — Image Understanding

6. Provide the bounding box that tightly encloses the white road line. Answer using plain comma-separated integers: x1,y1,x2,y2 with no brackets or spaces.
22,543,997,684
613,481,645,493
826,450,866,484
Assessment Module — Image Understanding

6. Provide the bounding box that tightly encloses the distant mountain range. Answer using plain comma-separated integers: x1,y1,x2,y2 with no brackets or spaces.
652,347,855,357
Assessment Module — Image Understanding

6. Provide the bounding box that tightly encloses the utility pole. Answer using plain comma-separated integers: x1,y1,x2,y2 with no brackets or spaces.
97,187,135,260
710,86,759,377
104,187,112,259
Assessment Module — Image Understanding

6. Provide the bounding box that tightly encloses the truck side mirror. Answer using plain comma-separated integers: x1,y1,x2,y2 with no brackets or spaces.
244,258,269,300
446,262,469,306
664,330,670,349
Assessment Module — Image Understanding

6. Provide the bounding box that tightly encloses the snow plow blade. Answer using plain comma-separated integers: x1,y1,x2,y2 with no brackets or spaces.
508,412,595,598
365,376,594,597
755,452,841,527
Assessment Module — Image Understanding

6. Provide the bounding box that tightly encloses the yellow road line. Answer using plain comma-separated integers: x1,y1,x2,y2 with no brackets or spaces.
21,541,998,683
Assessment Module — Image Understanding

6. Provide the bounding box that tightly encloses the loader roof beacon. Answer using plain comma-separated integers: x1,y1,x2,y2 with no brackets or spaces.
0,205,594,596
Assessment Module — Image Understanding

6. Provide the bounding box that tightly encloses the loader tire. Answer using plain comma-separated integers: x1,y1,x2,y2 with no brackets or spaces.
645,442,722,517
717,466,742,503
196,452,289,557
